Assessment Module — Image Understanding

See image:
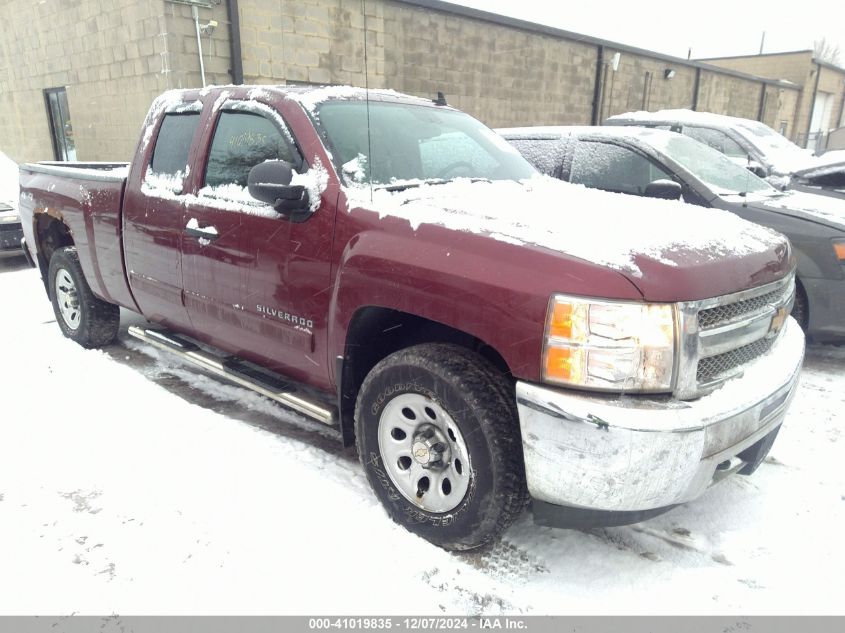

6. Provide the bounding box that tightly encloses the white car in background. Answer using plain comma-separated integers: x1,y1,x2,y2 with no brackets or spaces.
605,109,845,197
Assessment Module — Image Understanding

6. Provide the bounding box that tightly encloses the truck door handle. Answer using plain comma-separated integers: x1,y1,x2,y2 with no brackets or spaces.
185,222,219,241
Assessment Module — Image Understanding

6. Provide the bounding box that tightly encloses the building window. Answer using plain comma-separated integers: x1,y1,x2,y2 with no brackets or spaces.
43,88,77,161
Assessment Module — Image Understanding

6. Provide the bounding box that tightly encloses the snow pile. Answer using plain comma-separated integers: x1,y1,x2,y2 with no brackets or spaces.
186,217,219,246
141,169,185,195
141,163,327,218
347,177,785,276
290,157,328,212
342,153,368,183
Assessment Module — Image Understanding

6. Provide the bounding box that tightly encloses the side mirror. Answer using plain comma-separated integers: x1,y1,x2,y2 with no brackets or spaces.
746,162,767,179
644,179,682,200
247,160,310,215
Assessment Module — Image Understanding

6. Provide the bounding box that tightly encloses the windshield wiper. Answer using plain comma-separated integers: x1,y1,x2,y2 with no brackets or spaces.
378,178,449,192
377,177,490,192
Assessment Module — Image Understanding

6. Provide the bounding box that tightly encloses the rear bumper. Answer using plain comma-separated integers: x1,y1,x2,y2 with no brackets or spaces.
515,318,805,518
804,276,845,341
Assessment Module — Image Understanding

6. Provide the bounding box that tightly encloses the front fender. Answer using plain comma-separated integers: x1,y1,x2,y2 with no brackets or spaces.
327,217,643,382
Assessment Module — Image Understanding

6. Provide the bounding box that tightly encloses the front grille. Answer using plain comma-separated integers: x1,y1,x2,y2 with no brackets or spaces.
697,336,776,384
675,272,795,400
698,287,785,329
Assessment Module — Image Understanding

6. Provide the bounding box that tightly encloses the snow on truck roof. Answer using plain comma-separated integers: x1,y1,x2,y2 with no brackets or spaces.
181,84,446,111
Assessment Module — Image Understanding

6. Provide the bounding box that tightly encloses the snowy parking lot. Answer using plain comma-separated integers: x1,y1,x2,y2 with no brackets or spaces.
1,253,843,615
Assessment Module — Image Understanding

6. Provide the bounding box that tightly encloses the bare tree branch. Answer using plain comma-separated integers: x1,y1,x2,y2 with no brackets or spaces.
814,38,841,65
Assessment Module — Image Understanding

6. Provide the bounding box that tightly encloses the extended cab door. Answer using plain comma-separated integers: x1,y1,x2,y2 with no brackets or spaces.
180,98,336,388
123,101,202,330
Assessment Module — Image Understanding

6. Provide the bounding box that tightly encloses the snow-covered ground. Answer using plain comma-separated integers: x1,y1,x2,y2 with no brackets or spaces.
0,256,843,615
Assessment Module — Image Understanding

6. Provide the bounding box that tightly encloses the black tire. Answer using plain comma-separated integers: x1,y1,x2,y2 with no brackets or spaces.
48,246,120,348
791,280,809,332
355,343,528,551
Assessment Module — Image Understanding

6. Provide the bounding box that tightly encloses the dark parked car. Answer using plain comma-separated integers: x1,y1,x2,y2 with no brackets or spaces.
0,151,24,258
499,126,845,341
604,109,845,199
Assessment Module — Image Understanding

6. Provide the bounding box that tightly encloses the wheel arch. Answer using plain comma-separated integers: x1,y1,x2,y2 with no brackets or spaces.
34,214,75,297
336,306,514,447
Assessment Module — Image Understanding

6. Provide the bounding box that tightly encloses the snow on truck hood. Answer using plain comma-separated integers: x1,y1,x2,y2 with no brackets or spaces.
349,177,789,291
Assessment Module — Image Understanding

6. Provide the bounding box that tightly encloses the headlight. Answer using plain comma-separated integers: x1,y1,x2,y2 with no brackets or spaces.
834,239,845,262
0,213,20,224
542,295,676,392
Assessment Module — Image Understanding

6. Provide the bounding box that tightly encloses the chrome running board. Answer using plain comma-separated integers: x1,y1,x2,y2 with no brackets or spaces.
127,325,337,426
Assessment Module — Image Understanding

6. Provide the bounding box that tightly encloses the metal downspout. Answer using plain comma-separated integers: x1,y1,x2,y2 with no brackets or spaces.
226,0,244,84
591,45,604,125
192,4,207,87
805,62,822,149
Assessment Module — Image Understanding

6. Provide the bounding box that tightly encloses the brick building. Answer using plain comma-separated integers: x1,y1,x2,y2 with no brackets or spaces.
0,0,804,162
700,50,845,150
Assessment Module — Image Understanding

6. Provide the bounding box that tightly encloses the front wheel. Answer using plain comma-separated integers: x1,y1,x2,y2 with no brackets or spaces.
355,344,528,550
48,246,120,348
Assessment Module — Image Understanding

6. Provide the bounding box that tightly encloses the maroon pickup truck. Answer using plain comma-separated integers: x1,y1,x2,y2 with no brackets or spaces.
19,85,805,550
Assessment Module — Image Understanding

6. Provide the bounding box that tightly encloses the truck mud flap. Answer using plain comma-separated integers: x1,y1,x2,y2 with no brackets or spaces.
128,325,337,426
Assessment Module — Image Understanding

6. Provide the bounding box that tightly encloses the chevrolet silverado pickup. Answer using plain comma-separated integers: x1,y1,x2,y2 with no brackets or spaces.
19,86,805,550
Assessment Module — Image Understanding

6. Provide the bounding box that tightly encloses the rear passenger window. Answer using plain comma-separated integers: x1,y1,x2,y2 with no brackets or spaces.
150,113,200,178
205,111,300,188
570,141,672,195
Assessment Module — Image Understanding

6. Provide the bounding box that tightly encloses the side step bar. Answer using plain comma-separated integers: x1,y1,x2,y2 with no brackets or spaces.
127,326,337,426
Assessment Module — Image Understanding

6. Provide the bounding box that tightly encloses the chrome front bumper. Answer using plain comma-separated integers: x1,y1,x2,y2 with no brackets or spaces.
515,318,805,513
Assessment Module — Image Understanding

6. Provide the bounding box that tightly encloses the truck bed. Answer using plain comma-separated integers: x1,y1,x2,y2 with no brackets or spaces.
19,161,136,310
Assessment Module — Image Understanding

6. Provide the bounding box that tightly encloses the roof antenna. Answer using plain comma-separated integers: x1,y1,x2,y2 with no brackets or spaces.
362,0,373,202
433,91,448,106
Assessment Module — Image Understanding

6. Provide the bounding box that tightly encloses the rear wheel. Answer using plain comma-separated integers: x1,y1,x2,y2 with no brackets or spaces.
48,246,120,348
355,343,528,551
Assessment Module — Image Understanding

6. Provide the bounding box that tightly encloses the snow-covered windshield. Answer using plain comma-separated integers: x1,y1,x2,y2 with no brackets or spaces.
316,101,536,186
731,119,814,173
653,134,776,195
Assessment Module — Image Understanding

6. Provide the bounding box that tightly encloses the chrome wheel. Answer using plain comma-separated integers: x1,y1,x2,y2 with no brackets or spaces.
54,267,81,330
377,393,471,513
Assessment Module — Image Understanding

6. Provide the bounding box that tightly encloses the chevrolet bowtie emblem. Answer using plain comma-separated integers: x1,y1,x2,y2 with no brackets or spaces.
770,306,788,335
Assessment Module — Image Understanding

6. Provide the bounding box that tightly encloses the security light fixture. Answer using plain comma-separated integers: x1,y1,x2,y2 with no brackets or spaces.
611,52,621,72
200,20,218,36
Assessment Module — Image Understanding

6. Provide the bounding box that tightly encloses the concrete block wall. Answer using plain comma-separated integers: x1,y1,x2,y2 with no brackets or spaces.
382,2,597,127
0,0,810,161
599,50,698,119
237,0,385,87
704,51,813,86
0,0,232,163
697,70,765,121
162,1,234,91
